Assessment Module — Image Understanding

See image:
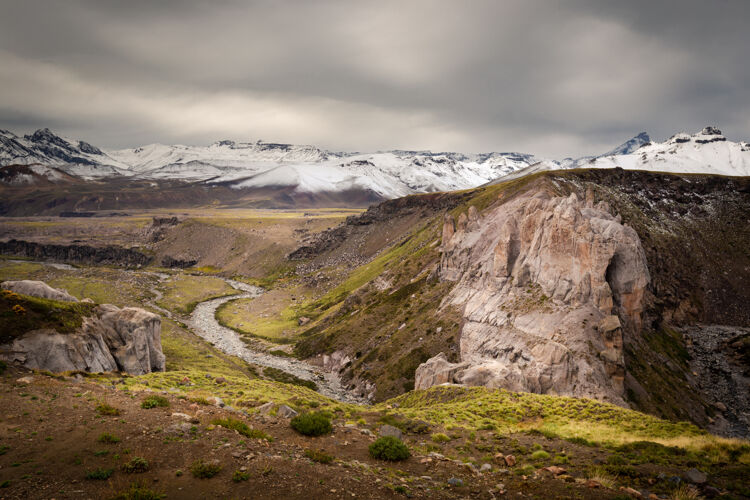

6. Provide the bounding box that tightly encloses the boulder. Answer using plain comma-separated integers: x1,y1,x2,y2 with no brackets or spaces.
683,468,707,484
276,405,298,418
0,282,165,376
378,424,403,440
2,280,78,302
417,190,650,404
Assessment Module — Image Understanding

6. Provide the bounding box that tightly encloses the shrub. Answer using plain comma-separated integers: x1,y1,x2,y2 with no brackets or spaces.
96,403,121,416
189,396,211,406
531,450,550,460
141,395,169,409
368,436,410,461
86,467,114,480
431,433,451,443
553,454,570,464
111,482,165,500
211,417,270,440
232,470,250,482
190,460,222,478
290,412,332,437
304,448,334,464
587,466,618,489
122,457,150,473
98,433,121,444
0,360,7,374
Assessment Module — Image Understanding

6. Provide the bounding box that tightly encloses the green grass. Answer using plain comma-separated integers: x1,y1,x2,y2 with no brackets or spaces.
156,275,239,314
111,481,165,500
211,417,271,440
263,366,317,391
369,436,410,461
382,386,734,452
190,459,222,478
97,432,121,444
216,298,300,342
96,403,121,416
232,470,250,482
0,289,96,343
85,467,114,480
304,448,334,464
140,395,169,409
121,457,150,473
290,412,333,436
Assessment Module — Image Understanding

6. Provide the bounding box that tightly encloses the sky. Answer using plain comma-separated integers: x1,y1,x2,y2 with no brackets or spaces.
1,0,749,158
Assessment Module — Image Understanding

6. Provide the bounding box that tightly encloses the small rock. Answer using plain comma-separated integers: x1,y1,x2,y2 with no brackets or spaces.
16,376,34,384
503,455,516,467
298,316,311,326
379,424,402,440
668,476,682,485
585,480,601,489
494,452,505,462
496,468,509,475
276,405,298,418
480,463,492,473
214,377,227,385
257,402,275,415
171,412,191,420
428,452,445,460
543,466,566,475
713,402,727,413
213,397,225,407
683,468,707,485
447,478,463,487
619,486,642,497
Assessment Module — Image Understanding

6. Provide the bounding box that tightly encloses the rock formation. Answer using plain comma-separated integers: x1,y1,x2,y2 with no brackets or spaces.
2,280,78,302
0,282,165,375
415,189,650,405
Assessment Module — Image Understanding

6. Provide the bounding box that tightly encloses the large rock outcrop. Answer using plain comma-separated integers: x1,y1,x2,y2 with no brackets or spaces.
0,283,165,375
415,189,650,405
2,280,78,302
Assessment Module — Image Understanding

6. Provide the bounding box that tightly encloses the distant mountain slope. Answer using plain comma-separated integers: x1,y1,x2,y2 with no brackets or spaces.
586,127,750,176
2,126,749,199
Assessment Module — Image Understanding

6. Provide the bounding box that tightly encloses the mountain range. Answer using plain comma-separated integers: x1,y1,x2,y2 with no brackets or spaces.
2,126,750,199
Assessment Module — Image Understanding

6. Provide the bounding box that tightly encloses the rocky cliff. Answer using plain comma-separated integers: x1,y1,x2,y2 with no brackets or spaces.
0,281,165,375
416,189,650,405
0,239,152,267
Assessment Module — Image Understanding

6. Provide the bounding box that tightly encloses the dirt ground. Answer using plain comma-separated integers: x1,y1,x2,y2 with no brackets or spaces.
0,365,626,500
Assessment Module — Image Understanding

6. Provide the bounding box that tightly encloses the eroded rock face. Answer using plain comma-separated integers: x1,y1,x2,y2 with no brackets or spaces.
1,280,78,302
415,189,650,405
1,283,165,375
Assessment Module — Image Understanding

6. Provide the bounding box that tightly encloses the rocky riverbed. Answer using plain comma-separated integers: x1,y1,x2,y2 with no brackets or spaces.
188,279,365,404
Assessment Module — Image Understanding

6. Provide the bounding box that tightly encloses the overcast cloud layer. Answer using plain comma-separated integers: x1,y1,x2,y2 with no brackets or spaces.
1,0,749,158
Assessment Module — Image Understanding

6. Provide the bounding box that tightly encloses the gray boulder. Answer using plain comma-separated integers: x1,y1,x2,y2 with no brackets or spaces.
277,405,299,418
379,424,403,440
2,280,78,302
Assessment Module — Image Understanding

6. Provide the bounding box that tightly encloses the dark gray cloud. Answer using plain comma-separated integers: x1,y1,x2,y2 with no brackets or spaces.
1,0,748,157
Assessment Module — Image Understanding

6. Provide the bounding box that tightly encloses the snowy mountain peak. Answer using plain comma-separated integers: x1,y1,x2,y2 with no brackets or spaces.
604,132,651,156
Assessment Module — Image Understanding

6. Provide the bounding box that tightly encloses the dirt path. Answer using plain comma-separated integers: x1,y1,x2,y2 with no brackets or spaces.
188,279,365,404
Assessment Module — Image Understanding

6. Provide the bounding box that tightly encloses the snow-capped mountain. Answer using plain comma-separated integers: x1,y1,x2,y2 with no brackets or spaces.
0,128,129,178
1,126,749,199
584,127,750,176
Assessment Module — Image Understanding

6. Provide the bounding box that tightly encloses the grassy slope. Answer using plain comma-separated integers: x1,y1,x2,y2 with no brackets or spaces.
155,274,239,315
292,173,551,400
0,290,95,343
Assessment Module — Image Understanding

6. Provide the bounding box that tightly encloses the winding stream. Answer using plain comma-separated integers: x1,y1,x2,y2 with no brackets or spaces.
188,279,364,403
8,260,363,404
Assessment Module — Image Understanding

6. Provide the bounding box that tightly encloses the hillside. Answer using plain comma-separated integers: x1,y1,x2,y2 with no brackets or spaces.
285,169,750,438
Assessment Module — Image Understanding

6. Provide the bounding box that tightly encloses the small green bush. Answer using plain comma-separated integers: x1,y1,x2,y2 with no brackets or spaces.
121,457,150,473
368,436,410,461
0,445,9,455
96,403,121,416
141,395,169,409
0,360,7,374
111,481,165,500
98,433,121,444
191,460,222,478
553,454,570,464
290,412,332,437
211,417,270,440
531,450,550,460
304,448,334,464
431,433,451,443
232,470,250,482
86,467,114,480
